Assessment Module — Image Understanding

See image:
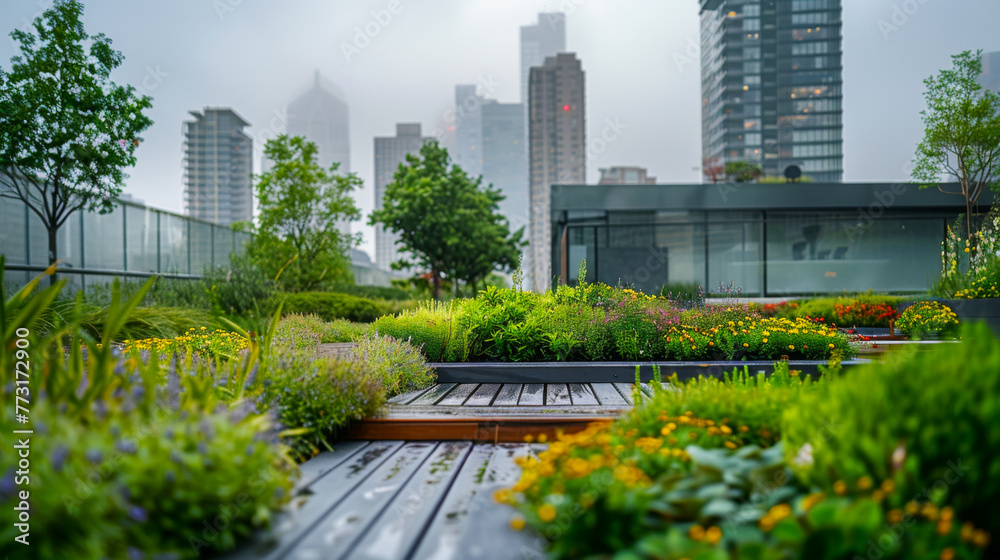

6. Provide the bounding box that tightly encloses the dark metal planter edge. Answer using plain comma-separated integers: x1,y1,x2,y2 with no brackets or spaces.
429,360,869,384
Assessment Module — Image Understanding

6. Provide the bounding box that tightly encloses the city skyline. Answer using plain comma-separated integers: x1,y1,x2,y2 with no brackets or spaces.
3,0,1000,259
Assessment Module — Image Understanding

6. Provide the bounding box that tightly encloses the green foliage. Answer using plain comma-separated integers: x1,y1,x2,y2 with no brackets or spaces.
368,140,525,298
725,160,763,183
243,135,360,292
0,0,154,270
913,50,1000,244
659,282,704,304
74,305,217,341
319,317,373,343
202,252,277,317
373,301,456,361
375,284,854,362
896,301,959,337
348,334,436,397
769,292,903,328
935,207,1000,299
280,291,390,323
330,282,415,301
260,352,384,461
0,271,295,559
273,313,325,349
782,322,1000,535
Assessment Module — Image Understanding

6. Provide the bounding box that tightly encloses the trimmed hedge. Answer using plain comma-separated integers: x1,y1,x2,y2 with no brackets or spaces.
280,292,390,323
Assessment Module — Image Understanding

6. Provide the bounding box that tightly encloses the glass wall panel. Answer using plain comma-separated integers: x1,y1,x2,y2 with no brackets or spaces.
189,221,214,274
708,219,764,296
765,214,944,294
212,226,233,267
160,214,189,274
126,205,158,272
27,204,49,267
0,197,28,264
82,205,124,270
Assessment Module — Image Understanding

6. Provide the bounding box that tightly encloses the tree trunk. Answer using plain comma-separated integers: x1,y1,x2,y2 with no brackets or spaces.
47,224,59,286
432,269,441,300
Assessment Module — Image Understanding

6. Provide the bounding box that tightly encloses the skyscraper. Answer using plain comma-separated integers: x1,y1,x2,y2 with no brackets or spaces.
520,13,566,105
528,53,586,292
285,71,352,237
453,84,484,178
481,101,528,233
373,123,432,270
183,108,253,226
981,51,1000,92
287,72,351,173
700,0,844,182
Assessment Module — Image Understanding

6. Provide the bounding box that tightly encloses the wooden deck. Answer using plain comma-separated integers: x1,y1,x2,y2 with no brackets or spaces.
226,440,548,560
342,383,655,442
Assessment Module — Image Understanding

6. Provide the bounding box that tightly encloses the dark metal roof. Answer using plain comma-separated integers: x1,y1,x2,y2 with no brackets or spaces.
550,182,991,212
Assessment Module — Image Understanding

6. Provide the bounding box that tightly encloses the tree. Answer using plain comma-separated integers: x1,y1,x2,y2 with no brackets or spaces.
369,141,525,299
242,135,360,292
703,157,725,183
725,161,763,183
913,50,1000,246
0,0,153,280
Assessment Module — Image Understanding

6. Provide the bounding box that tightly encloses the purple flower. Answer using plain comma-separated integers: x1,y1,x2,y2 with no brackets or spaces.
116,440,138,454
0,467,17,501
164,470,176,483
51,445,70,473
128,546,145,560
86,449,103,464
128,505,148,523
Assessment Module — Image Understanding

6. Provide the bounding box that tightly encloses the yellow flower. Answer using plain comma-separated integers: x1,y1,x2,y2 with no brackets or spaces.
538,504,557,522
762,338,768,343
940,548,955,560
743,343,749,348
833,480,847,496
705,526,722,545
200,326,207,330
493,489,512,504
689,525,705,541
857,476,872,491
788,344,795,350
510,515,526,531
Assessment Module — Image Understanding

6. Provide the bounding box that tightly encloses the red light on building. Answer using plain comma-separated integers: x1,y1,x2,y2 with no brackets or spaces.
562,104,571,111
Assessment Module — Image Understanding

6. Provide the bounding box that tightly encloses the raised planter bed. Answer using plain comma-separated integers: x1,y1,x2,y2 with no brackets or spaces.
899,298,1000,335
429,360,871,384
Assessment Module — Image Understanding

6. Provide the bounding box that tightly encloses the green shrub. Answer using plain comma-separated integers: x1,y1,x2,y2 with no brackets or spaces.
261,352,385,461
896,301,959,337
203,253,277,317
319,318,372,343
273,313,325,349
373,301,456,361
330,282,415,301
74,305,218,341
659,282,703,303
782,322,1000,536
281,291,385,323
349,334,436,397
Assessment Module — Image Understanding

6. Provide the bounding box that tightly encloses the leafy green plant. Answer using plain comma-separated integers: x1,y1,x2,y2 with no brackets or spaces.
373,301,455,361
896,301,960,337
261,352,384,461
783,322,1000,536
320,318,373,343
348,334,436,397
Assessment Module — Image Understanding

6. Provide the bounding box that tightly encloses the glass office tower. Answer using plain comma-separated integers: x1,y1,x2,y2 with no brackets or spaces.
700,0,843,182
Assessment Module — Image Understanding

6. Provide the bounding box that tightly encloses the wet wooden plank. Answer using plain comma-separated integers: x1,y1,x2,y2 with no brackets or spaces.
349,441,474,560
492,384,522,406
591,383,628,406
285,442,438,560
568,383,599,406
613,382,636,405
294,440,369,493
224,441,405,560
545,383,572,406
451,444,542,559
409,444,499,560
437,383,480,406
518,384,544,405
388,386,434,405
464,383,501,406
410,383,458,406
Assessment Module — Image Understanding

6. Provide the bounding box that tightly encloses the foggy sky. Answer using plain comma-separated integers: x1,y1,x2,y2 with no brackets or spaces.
2,0,999,259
